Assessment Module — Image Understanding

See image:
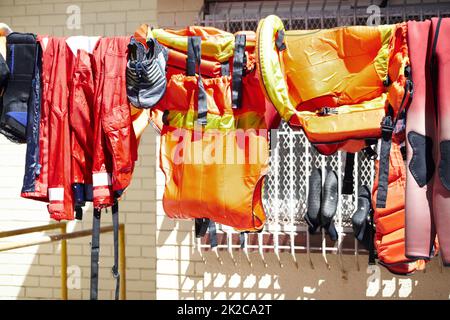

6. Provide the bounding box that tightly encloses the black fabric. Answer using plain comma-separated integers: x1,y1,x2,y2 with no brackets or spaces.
351,185,372,250
231,34,246,109
324,222,338,242
368,204,376,265
321,170,339,241
320,170,338,224
111,202,120,300
439,140,450,191
1,32,37,143
187,36,207,125
195,218,210,238
431,18,442,124
275,29,287,51
208,220,218,248
376,113,394,208
305,168,322,234
90,208,101,300
75,207,83,221
342,153,355,195
186,36,197,76
0,53,9,89
21,42,41,193
408,131,435,187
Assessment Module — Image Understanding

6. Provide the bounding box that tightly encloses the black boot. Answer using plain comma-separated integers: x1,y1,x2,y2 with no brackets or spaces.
321,170,338,241
305,168,322,234
352,185,372,250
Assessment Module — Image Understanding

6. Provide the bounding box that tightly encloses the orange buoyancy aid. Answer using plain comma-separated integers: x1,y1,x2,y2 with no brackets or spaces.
371,137,436,275
134,24,280,134
256,15,410,154
157,35,269,232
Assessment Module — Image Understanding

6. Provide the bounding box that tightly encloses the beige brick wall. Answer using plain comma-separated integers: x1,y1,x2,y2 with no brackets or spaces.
1,0,450,301
0,0,158,300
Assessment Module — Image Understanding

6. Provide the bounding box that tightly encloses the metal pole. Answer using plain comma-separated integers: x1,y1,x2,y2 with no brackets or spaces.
119,224,126,300
60,224,68,300
0,222,67,238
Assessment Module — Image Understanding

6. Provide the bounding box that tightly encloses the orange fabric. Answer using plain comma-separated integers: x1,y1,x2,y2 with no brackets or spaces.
371,140,428,274
168,49,223,78
158,70,269,231
257,18,409,153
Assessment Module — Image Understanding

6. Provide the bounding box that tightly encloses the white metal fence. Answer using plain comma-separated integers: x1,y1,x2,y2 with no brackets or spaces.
195,0,450,270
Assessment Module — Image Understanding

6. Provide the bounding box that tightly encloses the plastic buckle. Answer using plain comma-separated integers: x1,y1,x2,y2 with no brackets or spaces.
318,106,338,116
381,116,394,131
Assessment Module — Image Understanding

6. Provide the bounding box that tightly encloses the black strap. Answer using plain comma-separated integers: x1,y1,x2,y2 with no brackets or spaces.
90,208,101,300
431,17,442,124
368,207,376,265
376,111,394,208
231,34,246,109
342,152,355,195
239,232,246,249
362,145,378,160
186,37,196,76
208,221,218,248
75,206,83,220
195,218,210,238
111,202,120,300
375,62,413,208
187,36,207,125
275,29,287,51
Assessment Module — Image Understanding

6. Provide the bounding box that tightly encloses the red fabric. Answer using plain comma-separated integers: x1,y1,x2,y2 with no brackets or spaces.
46,38,75,220
70,49,95,186
92,37,137,209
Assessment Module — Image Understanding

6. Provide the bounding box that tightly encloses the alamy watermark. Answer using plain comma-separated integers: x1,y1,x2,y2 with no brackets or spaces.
66,5,81,30
367,5,382,26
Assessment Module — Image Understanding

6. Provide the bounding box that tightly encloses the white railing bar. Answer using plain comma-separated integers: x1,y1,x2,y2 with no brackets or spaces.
289,128,297,268
198,242,368,253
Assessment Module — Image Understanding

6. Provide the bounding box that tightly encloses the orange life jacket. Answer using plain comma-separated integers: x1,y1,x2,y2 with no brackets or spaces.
157,35,270,232
256,15,410,155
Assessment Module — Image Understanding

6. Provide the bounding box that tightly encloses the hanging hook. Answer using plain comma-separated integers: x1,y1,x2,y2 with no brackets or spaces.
258,233,268,268
337,229,347,279
212,247,223,265
355,239,360,272
241,233,252,268
306,229,314,269
322,228,331,270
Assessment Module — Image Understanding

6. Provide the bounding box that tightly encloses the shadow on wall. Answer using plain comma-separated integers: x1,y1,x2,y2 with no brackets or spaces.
156,217,450,300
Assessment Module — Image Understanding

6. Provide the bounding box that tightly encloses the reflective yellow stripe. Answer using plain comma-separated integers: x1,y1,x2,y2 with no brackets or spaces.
152,28,235,62
165,110,267,130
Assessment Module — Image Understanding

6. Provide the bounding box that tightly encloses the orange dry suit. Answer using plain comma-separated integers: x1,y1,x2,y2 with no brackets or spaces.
157,34,270,232
372,133,436,275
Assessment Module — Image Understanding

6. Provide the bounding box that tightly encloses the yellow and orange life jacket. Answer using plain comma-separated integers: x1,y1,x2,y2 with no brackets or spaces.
256,15,410,155
149,30,276,232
